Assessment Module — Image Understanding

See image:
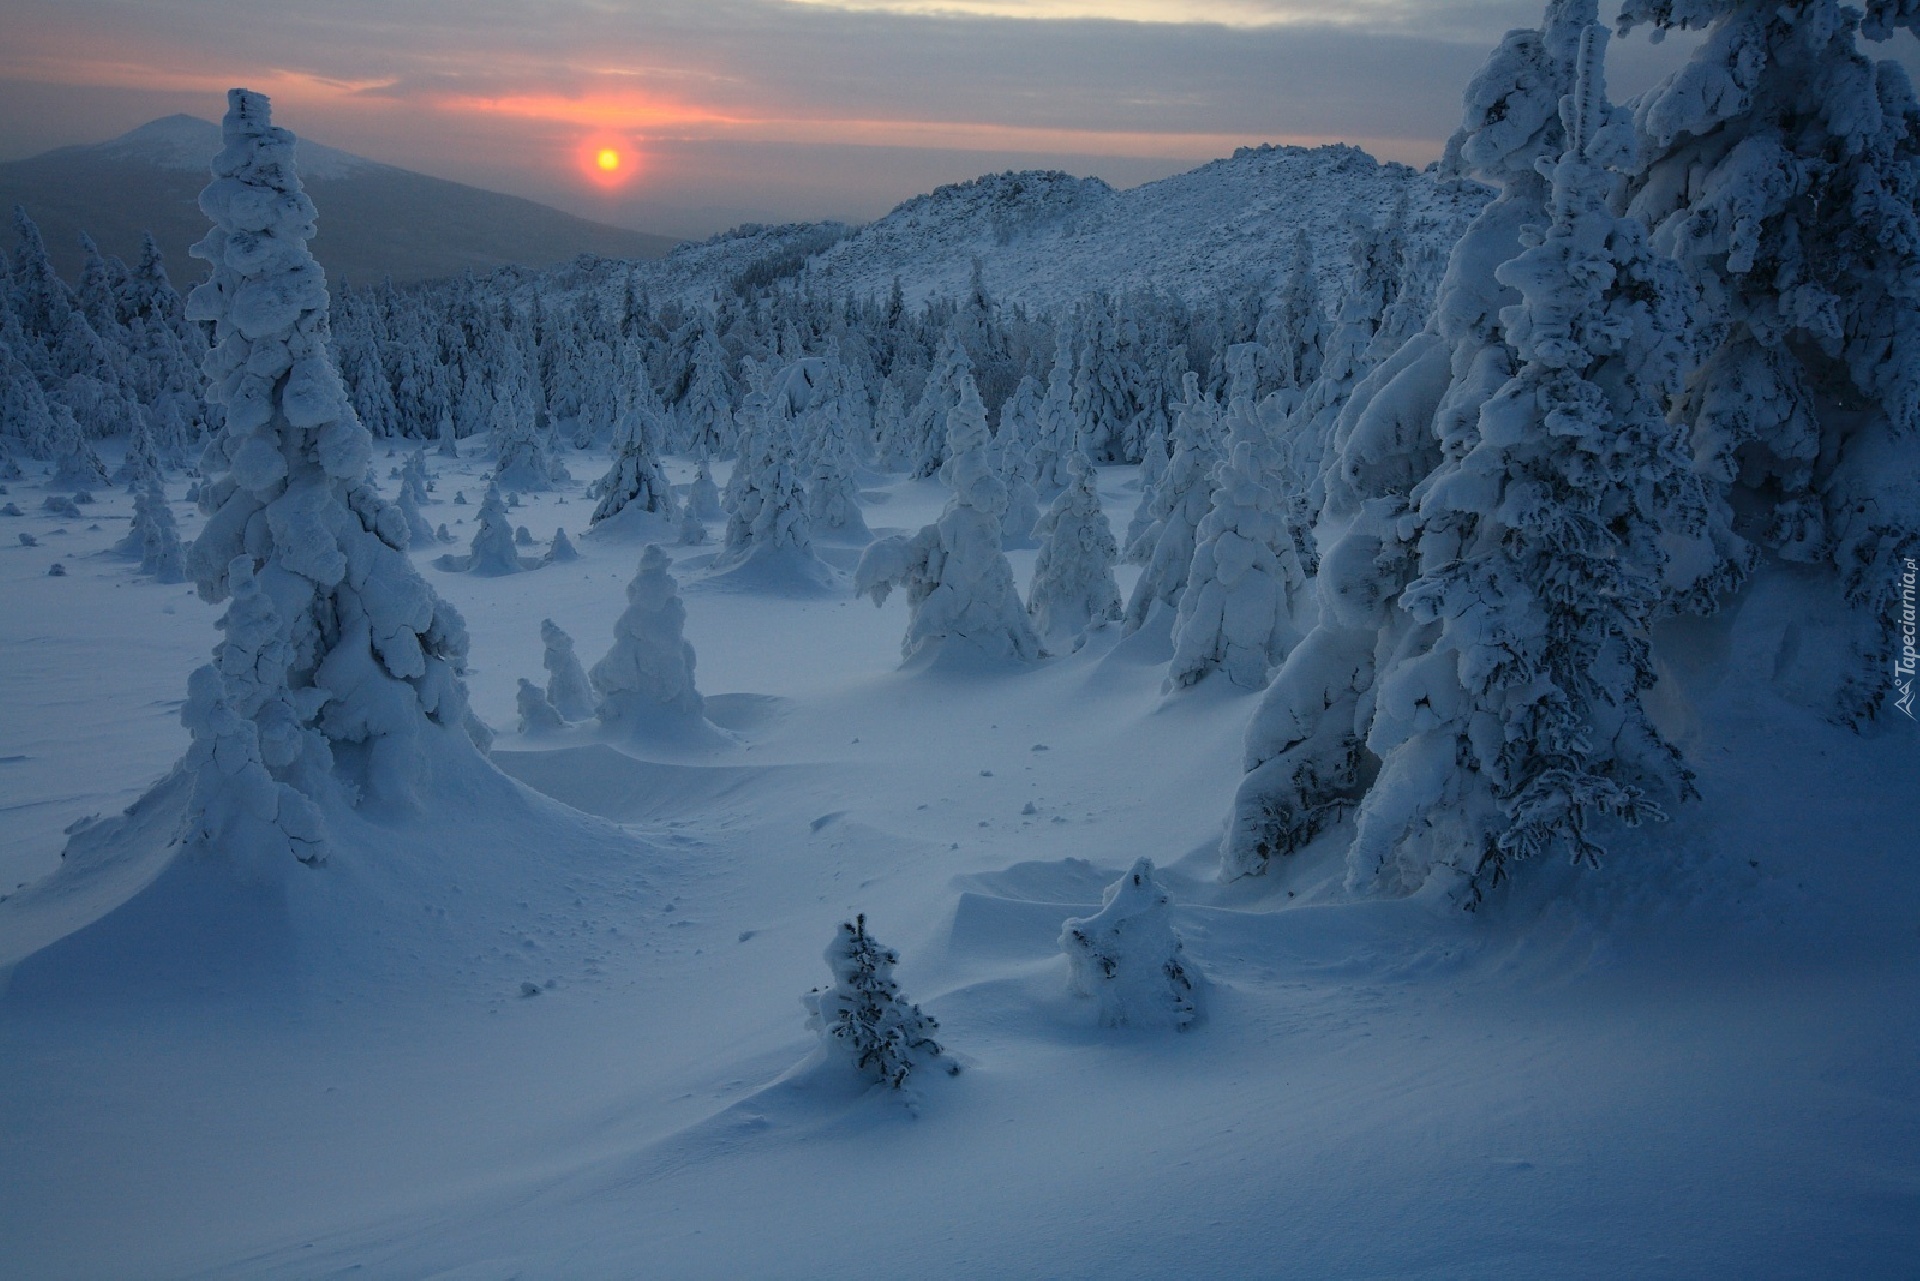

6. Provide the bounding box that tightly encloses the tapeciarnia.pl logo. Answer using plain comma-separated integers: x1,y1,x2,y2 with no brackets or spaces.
1898,557,1917,719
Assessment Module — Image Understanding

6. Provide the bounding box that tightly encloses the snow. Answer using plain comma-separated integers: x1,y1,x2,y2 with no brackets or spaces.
2,436,1914,1280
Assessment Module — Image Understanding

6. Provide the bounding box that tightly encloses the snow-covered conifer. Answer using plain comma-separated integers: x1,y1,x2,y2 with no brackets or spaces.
590,545,710,733
492,405,567,493
1344,23,1706,896
1122,374,1219,630
116,423,163,491
1059,859,1199,1030
459,482,523,575
1617,0,1920,720
181,90,482,845
515,678,564,734
678,327,736,457
117,477,186,582
589,387,678,529
397,481,435,548
856,380,1042,663
1027,452,1122,650
1224,0,1593,881
687,456,723,521
1165,409,1309,691
540,617,596,721
904,328,974,479
546,526,579,563
803,914,954,1089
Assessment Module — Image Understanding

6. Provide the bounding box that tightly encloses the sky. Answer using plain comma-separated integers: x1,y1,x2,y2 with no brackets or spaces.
0,0,1710,239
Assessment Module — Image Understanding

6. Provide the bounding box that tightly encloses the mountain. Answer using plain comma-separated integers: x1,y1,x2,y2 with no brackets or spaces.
0,116,679,287
524,143,1488,314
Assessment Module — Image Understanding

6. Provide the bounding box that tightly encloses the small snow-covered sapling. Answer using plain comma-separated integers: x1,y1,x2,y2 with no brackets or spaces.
804,913,956,1089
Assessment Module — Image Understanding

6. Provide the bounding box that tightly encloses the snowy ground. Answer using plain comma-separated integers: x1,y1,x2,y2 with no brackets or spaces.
1,446,1916,1278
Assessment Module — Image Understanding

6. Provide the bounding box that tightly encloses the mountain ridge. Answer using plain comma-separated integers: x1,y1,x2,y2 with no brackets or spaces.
0,116,680,286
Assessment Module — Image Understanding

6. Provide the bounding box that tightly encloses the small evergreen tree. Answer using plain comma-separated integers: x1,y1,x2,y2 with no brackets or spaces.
803,914,954,1089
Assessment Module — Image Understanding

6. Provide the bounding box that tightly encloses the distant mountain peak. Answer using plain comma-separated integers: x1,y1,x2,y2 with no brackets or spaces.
92,114,374,180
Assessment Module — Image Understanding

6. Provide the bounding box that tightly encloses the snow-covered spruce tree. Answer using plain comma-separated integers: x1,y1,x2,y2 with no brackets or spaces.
117,476,186,582
1123,373,1220,630
904,327,975,479
589,545,709,732
397,480,436,548
803,914,955,1090
180,90,482,848
1257,229,1328,405
713,391,825,580
1030,336,1079,492
492,404,567,493
515,678,564,734
540,617,596,721
687,456,723,522
1165,423,1310,691
457,481,523,575
804,437,870,542
856,378,1043,663
46,408,109,490
1224,0,1593,882
546,526,580,563
1338,24,1709,897
116,422,163,491
1027,451,1122,651
589,387,678,529
678,327,736,458
1617,0,1920,721
1059,859,1199,1030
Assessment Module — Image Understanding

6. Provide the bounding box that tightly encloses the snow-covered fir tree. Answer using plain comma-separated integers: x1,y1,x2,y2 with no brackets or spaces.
1340,23,1709,897
589,385,679,530
686,456,724,522
1059,859,1200,1030
1165,410,1310,692
1122,373,1219,631
589,545,711,734
540,617,596,721
1617,0,1920,722
116,476,186,582
176,86,483,863
1223,0,1594,881
1027,451,1122,651
455,481,522,575
856,379,1043,663
803,914,954,1089
515,678,565,734
904,327,975,479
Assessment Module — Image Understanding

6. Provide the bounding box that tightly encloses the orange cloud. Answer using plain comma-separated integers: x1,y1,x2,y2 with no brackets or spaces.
432,89,1303,160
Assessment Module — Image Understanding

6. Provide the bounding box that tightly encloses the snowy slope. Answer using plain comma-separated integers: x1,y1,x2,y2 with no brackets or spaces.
1,445,1914,1278
533,144,1488,313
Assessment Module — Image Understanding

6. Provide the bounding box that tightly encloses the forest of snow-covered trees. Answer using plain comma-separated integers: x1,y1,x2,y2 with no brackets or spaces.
2,1,1918,1274
8,0,1909,896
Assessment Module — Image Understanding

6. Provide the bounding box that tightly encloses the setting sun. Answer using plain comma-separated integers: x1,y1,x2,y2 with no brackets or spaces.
575,135,641,190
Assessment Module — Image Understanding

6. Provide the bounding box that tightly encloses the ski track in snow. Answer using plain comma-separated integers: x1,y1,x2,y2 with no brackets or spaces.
1,444,1916,1278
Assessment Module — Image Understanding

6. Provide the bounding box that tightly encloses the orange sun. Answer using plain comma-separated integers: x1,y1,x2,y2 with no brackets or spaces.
577,136,641,190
